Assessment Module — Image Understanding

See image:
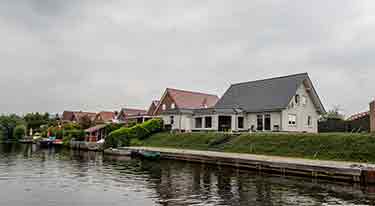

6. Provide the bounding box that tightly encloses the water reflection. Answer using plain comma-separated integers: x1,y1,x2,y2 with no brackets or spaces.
0,143,374,206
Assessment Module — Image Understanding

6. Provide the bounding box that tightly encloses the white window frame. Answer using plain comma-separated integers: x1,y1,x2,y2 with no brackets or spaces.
307,116,312,127
162,104,166,110
288,114,297,127
171,103,176,109
302,95,307,106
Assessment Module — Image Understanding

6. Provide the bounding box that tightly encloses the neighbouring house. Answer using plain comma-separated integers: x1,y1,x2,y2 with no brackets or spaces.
346,111,370,133
117,108,149,125
147,100,160,116
85,124,107,142
161,73,325,133
157,88,220,131
62,111,97,123
95,111,118,124
371,100,375,132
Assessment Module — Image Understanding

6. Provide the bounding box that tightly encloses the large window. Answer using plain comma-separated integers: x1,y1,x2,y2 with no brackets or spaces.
307,116,312,126
264,114,271,131
162,104,166,110
257,115,263,131
195,117,202,128
170,116,174,125
288,114,297,126
205,116,212,128
238,117,244,129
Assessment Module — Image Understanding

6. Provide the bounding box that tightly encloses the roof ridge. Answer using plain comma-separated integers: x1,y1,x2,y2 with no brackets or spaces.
231,73,308,86
167,88,218,97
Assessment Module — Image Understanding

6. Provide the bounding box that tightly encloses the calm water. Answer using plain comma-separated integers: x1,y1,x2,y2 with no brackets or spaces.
0,144,374,206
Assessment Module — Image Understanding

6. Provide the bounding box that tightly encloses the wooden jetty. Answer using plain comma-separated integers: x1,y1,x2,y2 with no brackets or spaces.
106,146,375,185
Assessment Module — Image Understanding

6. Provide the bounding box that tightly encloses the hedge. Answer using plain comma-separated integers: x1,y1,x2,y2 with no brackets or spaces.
104,118,163,148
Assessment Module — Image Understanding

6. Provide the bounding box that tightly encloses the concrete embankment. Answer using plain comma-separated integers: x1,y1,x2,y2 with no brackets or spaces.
105,146,375,185
69,141,103,151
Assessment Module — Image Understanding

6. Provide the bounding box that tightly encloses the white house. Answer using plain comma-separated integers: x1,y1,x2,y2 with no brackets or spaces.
160,73,325,133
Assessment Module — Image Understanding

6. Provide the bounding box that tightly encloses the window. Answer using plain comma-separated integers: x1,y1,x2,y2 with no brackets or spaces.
162,104,166,110
302,96,307,105
264,114,271,131
295,95,300,104
170,116,174,125
195,117,202,128
288,114,297,126
205,116,212,128
171,103,176,109
307,116,312,126
257,115,263,131
238,117,244,129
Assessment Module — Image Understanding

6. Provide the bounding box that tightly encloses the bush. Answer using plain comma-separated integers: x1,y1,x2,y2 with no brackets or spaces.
104,118,163,148
13,125,26,139
105,127,131,148
143,118,163,134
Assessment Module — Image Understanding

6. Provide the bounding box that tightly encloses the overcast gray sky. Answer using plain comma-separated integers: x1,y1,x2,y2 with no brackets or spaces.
0,0,374,116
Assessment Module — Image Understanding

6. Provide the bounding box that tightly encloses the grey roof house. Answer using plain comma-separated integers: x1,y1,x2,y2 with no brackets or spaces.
160,73,325,133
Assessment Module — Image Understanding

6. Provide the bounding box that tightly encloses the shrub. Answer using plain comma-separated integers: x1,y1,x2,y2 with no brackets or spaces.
143,118,163,134
132,125,149,140
13,125,26,139
104,118,163,148
105,127,131,148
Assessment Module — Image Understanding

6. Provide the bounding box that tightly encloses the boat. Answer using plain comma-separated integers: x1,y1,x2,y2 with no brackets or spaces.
52,139,63,146
138,150,161,160
38,138,53,147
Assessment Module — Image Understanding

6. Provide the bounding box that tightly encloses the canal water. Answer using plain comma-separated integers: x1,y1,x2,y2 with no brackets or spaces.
0,144,374,206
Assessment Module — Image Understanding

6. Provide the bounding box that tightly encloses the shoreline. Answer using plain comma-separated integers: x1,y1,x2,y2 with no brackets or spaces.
105,146,375,185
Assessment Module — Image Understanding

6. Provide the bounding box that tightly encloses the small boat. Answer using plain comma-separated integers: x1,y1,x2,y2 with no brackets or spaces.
138,150,161,160
38,138,53,147
52,139,63,146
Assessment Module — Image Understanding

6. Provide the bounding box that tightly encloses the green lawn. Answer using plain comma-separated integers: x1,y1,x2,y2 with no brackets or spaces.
133,132,375,163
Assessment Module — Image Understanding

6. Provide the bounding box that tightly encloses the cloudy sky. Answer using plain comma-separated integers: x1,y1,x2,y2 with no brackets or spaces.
0,0,374,116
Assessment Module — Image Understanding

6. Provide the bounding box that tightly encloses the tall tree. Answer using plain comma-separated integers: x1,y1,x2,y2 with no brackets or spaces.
0,115,25,140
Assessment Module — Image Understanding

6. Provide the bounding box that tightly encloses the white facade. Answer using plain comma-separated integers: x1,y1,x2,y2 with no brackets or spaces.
161,82,320,133
280,84,319,133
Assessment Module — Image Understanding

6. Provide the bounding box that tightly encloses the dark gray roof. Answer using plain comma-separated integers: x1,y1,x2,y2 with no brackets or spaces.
215,73,325,113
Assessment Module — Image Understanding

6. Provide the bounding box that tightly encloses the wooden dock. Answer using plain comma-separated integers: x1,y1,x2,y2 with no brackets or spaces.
106,146,375,185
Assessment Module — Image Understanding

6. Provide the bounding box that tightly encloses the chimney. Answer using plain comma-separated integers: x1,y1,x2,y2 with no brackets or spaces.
370,100,375,133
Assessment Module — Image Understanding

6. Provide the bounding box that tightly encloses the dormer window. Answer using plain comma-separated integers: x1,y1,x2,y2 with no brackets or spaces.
162,104,166,110
171,103,176,109
295,95,300,104
302,95,307,105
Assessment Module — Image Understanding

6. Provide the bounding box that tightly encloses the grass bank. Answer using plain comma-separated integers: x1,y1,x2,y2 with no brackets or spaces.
132,132,375,163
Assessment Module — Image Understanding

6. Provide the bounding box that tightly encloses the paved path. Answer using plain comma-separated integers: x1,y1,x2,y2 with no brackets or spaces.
125,146,375,170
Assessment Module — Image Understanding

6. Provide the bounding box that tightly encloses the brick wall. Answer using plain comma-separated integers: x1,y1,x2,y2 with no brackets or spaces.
371,101,375,133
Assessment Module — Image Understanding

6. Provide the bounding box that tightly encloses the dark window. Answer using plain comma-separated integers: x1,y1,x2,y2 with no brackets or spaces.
195,117,202,128
295,95,300,104
205,116,212,128
257,115,263,131
170,116,174,125
307,116,312,126
238,117,244,129
264,114,271,131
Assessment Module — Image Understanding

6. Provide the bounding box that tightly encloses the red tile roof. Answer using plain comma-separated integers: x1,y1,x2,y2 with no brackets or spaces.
166,88,219,109
120,108,147,116
347,111,370,121
62,111,97,122
96,111,116,122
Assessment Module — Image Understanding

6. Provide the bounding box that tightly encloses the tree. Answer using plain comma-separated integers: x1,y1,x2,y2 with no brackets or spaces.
79,115,93,129
13,125,26,139
23,112,50,132
0,115,25,140
320,105,345,121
